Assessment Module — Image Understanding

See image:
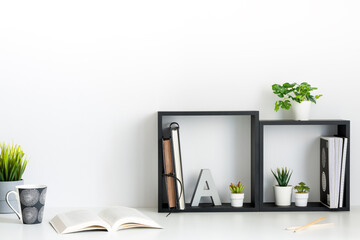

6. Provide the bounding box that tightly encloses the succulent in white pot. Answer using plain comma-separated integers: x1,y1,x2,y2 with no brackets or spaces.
294,182,310,207
229,181,245,207
272,82,322,120
271,167,293,206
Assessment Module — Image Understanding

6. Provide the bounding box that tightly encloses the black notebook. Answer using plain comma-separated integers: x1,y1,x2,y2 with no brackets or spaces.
320,137,347,209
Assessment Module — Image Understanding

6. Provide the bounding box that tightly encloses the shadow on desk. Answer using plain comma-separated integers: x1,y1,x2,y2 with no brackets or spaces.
0,215,21,224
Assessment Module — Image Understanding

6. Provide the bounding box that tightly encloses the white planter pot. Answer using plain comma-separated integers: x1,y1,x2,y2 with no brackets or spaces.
231,193,244,207
291,101,311,120
274,186,292,206
295,193,309,207
0,180,24,213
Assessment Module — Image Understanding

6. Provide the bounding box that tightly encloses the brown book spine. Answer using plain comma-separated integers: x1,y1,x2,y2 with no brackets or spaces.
163,139,176,208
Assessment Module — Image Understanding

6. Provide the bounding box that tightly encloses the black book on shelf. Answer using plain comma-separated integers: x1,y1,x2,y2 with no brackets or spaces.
320,137,333,208
320,137,346,209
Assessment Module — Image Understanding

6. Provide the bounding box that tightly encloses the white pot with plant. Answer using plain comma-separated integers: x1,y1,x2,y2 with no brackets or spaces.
294,182,310,207
271,167,293,207
0,143,28,213
229,181,245,207
272,82,322,120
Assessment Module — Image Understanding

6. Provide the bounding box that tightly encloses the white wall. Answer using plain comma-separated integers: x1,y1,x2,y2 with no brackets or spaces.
0,0,359,207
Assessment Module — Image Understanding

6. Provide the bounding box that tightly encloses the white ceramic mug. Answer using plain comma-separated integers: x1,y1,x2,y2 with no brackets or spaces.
6,185,47,224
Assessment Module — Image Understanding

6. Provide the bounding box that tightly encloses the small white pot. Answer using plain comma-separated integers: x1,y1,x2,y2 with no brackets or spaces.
295,192,309,207
291,101,311,120
231,193,244,207
274,186,292,206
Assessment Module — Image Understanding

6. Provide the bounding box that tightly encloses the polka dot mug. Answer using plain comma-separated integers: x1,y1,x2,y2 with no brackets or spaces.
6,185,47,224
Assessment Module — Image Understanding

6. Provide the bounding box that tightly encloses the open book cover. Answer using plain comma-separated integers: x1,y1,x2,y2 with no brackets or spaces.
49,206,163,234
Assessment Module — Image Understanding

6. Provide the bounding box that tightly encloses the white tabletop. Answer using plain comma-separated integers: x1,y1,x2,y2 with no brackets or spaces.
0,207,358,240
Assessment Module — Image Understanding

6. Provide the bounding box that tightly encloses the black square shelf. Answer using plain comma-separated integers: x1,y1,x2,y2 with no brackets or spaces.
158,111,260,212
259,120,350,212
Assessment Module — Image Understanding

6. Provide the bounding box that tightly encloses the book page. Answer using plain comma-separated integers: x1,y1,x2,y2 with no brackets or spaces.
339,138,348,207
50,210,110,234
99,207,162,231
335,138,343,207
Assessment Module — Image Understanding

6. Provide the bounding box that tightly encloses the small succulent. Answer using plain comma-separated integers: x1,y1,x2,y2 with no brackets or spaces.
294,182,310,193
229,181,245,193
271,167,293,186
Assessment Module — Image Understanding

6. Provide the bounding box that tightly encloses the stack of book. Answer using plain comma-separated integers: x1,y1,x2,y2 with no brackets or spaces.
320,136,348,209
162,122,185,210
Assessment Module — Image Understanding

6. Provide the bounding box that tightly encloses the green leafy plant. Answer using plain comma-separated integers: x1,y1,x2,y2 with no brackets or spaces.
294,182,310,193
0,143,28,181
229,181,245,193
271,167,293,186
272,82,322,112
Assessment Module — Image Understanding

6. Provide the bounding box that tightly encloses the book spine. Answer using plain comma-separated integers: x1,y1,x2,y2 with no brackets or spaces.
329,138,336,209
162,139,177,208
171,126,185,210
320,138,330,208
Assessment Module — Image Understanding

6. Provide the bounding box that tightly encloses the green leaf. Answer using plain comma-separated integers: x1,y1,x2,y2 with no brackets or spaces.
295,182,310,193
308,95,316,103
272,167,292,186
282,100,291,110
274,101,280,112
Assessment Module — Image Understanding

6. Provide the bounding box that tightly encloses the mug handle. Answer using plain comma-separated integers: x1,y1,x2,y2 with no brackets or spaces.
5,191,21,219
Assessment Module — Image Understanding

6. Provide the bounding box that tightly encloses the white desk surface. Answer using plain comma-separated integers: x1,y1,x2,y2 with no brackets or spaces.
0,206,358,240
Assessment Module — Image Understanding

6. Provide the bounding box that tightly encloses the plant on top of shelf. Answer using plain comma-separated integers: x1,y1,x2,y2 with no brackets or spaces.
0,142,29,213
271,167,293,186
229,181,245,208
294,182,310,207
271,167,293,207
294,182,310,193
229,181,245,193
272,82,322,111
272,82,322,120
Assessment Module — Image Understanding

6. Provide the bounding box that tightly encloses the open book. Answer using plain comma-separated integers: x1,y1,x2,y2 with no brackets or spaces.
49,206,162,234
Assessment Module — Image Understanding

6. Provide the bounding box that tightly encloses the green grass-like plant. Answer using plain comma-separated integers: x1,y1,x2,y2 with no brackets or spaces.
229,181,245,193
271,167,293,186
0,143,28,181
272,82,322,112
294,182,310,193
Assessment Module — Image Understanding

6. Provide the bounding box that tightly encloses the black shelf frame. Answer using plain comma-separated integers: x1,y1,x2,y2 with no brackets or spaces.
259,120,350,212
158,111,260,212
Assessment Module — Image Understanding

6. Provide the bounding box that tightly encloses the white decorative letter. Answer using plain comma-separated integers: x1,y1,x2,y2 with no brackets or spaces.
190,169,222,207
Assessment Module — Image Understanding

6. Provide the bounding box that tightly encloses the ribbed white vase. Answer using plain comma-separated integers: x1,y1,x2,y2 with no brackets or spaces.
231,193,244,207
295,193,309,207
